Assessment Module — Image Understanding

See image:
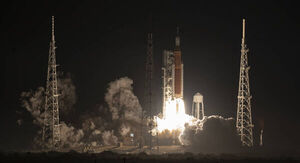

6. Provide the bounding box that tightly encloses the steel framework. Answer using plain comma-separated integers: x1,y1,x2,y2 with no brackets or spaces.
162,50,175,118
145,33,154,148
42,16,60,149
236,19,254,147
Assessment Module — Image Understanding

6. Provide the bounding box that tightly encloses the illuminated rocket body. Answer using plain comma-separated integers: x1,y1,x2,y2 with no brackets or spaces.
162,28,184,118
174,28,184,98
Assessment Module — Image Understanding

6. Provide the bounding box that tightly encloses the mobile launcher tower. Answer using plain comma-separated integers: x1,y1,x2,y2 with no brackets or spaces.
162,28,184,118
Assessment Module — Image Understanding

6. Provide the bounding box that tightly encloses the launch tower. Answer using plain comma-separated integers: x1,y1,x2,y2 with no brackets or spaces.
162,50,174,118
145,32,154,149
236,19,254,147
42,16,60,149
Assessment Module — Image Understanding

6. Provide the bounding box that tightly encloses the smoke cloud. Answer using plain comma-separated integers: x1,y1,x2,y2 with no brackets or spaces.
57,73,77,116
105,77,142,123
20,76,146,150
59,122,84,149
20,74,77,127
102,130,118,146
101,77,145,145
179,115,241,153
20,74,82,149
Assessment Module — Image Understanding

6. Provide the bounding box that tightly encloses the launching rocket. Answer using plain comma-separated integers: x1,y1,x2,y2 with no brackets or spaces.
161,27,184,118
174,27,184,98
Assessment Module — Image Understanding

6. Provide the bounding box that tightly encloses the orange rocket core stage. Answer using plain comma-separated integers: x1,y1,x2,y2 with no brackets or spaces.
174,49,182,98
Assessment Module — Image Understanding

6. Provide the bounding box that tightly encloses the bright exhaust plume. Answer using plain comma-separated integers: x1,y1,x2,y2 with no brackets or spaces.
155,98,195,133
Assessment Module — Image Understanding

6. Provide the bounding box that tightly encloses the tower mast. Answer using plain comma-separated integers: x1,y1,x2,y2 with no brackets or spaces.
145,32,153,149
42,16,60,149
236,19,254,147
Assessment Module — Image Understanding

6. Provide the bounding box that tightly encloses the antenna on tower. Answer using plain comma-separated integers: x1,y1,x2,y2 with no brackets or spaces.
52,16,55,42
236,18,254,147
242,19,245,45
42,16,60,150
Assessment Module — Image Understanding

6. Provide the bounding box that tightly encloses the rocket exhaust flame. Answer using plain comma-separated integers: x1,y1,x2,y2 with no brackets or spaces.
155,98,195,136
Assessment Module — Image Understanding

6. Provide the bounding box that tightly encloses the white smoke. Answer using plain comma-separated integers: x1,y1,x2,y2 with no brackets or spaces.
57,73,76,116
119,124,131,136
59,122,84,149
20,74,82,149
105,77,142,123
102,130,118,145
20,76,146,150
179,115,241,153
20,74,77,126
20,87,45,126
92,129,101,135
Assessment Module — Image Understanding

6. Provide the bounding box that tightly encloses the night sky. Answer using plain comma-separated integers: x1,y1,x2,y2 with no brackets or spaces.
2,1,299,153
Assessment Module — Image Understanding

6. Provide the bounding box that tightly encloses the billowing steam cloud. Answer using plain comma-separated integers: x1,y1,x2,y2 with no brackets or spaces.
20,74,77,127
20,87,45,126
179,115,241,153
102,130,118,146
78,77,146,147
20,74,81,149
101,77,145,145
57,73,76,115
105,77,142,123
59,122,84,149
20,76,146,150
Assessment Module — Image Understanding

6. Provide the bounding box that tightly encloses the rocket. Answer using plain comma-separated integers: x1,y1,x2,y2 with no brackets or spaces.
174,27,184,98
161,27,184,117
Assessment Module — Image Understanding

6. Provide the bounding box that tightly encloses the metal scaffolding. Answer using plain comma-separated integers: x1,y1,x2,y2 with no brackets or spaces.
42,16,60,150
236,19,254,147
162,50,175,118
145,32,154,148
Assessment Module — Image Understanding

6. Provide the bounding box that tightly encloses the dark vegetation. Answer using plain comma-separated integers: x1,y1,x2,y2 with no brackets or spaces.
0,151,298,163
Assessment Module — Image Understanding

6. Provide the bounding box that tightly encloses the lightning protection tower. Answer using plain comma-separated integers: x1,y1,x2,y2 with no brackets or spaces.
42,16,60,149
145,32,154,149
236,19,254,147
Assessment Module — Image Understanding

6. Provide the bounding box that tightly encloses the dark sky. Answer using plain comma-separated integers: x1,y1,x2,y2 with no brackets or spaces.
2,1,299,153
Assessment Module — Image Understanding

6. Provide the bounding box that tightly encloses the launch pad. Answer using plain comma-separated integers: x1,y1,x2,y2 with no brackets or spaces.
83,145,184,154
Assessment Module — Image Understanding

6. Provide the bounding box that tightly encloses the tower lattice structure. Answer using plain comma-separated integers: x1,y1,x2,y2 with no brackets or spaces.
42,16,60,149
236,19,253,147
145,33,154,148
